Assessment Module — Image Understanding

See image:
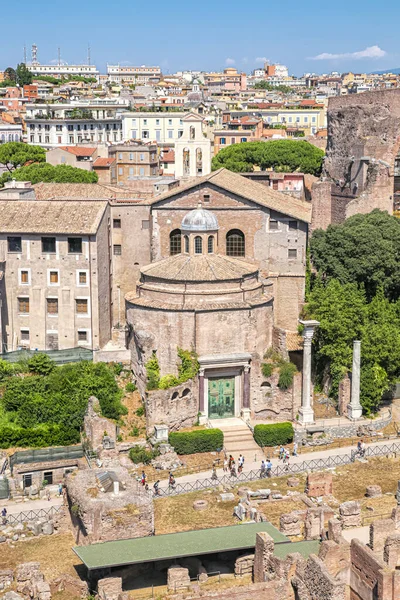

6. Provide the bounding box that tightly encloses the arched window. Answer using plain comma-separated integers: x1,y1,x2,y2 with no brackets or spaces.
194,236,203,254
190,126,195,140
183,148,190,175
226,229,245,257
208,235,214,254
184,235,189,253
170,229,181,255
196,148,203,175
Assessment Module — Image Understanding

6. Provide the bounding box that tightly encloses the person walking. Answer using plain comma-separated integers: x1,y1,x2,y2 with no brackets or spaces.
266,459,273,478
260,460,266,478
141,471,146,486
223,457,228,472
279,446,285,460
230,460,237,477
228,455,234,470
153,480,161,496
168,472,176,489
211,466,218,481
1,507,7,525
293,442,298,457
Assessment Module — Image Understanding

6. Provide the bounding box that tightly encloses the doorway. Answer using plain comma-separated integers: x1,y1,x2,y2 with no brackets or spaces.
208,377,235,419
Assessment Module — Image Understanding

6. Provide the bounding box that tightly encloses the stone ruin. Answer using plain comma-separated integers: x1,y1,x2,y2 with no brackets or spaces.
0,562,88,600
65,466,154,544
306,472,333,497
83,396,117,453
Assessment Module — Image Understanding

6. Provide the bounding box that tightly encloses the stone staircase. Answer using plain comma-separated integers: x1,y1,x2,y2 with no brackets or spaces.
210,418,264,466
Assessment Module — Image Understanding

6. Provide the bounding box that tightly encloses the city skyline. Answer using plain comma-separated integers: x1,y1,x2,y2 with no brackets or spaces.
1,0,399,75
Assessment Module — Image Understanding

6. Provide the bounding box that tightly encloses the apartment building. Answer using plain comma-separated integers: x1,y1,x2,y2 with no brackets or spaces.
204,68,247,92
25,101,127,147
0,197,111,352
46,146,98,170
109,143,159,183
27,62,100,81
107,65,161,85
122,112,187,143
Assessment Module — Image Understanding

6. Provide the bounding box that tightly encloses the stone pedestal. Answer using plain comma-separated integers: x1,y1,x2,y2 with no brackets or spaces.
348,340,362,420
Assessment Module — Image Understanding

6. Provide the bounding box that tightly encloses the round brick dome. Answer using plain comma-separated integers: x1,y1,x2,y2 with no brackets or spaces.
181,203,219,232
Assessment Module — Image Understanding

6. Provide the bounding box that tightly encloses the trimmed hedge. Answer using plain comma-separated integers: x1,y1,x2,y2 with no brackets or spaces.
169,429,224,455
253,422,294,447
0,424,80,449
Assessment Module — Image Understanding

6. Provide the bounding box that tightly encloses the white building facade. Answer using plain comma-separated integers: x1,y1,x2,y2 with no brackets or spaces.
122,112,187,143
174,114,211,178
107,65,161,85
25,101,127,147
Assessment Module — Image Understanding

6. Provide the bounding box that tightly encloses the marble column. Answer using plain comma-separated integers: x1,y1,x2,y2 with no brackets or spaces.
241,365,251,421
348,340,362,420
198,368,205,413
298,320,319,425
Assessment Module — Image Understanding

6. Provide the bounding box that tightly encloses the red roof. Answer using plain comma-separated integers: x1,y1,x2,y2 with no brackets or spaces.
59,146,97,157
161,149,175,163
93,157,115,168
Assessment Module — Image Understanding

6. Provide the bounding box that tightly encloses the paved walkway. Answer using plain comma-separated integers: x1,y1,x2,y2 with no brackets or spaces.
0,496,63,514
158,436,397,491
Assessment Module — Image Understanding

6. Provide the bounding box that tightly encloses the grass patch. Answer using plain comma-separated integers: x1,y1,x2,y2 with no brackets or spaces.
332,457,400,502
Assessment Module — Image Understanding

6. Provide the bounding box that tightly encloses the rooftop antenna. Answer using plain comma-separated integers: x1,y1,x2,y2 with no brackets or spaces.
58,47,61,66
87,45,91,66
23,44,27,65
31,44,38,65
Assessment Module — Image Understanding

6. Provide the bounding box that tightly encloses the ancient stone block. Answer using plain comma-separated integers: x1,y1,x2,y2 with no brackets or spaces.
339,501,361,529
307,472,333,497
384,533,400,568
220,493,235,502
0,570,13,590
253,532,274,583
41,522,54,536
304,508,324,540
97,577,123,600
234,553,254,576
279,512,302,536
365,485,382,498
328,518,343,543
15,563,42,583
234,502,246,521
193,500,208,511
167,566,190,592
50,574,88,599
287,477,300,488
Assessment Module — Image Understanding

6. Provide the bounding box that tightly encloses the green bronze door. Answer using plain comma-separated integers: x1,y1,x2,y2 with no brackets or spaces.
208,377,235,419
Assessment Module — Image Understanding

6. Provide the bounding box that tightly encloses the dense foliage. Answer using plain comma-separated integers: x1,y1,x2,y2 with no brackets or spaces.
253,81,293,94
212,140,324,176
0,142,46,173
0,163,98,187
261,349,298,389
253,422,294,447
169,429,224,455
129,445,160,465
146,348,199,391
16,63,33,86
310,210,400,302
307,210,400,414
0,359,126,448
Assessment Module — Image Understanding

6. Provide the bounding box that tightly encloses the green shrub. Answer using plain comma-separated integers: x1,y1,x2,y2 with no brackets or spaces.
159,374,179,389
146,351,160,390
135,406,145,417
177,347,199,382
0,424,80,448
125,382,137,392
278,362,297,389
131,426,139,437
169,429,223,455
27,353,55,376
129,445,159,464
261,363,273,378
253,422,294,447
112,363,124,376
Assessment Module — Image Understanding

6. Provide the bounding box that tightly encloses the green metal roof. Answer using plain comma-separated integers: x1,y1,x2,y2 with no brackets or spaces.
73,523,318,570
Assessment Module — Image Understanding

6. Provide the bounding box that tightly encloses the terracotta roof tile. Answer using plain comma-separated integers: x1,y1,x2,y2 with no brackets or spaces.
93,157,115,168
59,146,97,157
0,200,107,234
286,332,303,351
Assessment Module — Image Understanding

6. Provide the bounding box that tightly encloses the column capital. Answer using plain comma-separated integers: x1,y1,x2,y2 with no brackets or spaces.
299,319,320,341
244,365,250,374
199,368,205,377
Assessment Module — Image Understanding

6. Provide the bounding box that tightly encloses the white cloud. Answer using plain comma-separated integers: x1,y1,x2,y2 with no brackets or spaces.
242,57,248,64
256,56,268,64
225,58,235,66
311,45,387,61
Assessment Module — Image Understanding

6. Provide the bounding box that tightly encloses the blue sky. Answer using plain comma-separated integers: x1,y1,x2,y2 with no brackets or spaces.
1,0,399,75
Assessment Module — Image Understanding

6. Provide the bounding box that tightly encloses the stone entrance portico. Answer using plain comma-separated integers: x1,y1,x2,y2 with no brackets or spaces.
198,353,251,423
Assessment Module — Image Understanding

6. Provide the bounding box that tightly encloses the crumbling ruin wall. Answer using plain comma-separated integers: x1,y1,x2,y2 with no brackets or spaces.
350,538,388,600
146,379,198,433
312,89,400,232
84,396,116,452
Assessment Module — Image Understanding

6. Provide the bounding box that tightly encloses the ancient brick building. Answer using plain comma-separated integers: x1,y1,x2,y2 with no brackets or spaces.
125,168,310,428
312,89,400,232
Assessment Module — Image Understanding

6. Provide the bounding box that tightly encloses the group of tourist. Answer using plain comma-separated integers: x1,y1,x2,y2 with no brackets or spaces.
223,454,245,477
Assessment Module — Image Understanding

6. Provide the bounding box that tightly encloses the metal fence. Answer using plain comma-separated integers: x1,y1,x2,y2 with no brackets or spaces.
0,347,93,365
6,505,62,526
9,445,84,472
155,442,400,497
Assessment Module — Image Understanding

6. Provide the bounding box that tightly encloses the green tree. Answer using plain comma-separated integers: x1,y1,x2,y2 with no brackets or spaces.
304,278,366,399
0,142,46,173
27,353,55,376
212,140,324,176
4,67,16,83
310,210,400,301
16,63,33,86
0,163,98,187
